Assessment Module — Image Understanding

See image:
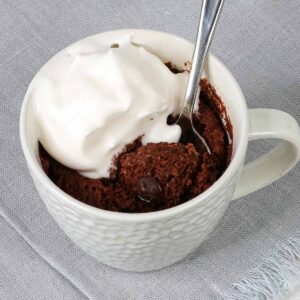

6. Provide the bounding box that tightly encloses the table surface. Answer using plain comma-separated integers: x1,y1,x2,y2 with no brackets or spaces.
1,1,300,299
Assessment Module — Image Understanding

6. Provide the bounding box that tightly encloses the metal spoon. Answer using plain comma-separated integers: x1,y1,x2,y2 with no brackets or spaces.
177,0,224,154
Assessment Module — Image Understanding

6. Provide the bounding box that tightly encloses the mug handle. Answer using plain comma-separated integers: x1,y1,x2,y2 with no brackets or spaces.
232,109,300,200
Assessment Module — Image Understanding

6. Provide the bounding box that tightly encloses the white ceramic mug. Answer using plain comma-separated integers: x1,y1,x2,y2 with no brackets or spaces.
20,29,300,272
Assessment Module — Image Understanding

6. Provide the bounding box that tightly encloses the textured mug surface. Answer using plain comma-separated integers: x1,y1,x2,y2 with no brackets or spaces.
20,29,249,272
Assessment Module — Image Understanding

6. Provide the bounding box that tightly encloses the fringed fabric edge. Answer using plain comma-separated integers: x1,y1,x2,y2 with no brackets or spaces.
220,236,300,300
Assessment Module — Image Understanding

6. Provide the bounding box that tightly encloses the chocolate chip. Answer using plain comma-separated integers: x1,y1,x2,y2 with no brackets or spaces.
136,176,162,203
111,43,119,48
167,114,177,125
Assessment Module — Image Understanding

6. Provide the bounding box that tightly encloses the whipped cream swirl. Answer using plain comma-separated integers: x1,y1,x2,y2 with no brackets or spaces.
31,34,188,178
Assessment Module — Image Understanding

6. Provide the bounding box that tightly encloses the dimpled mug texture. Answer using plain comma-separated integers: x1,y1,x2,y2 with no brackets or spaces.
32,170,238,271
21,30,249,272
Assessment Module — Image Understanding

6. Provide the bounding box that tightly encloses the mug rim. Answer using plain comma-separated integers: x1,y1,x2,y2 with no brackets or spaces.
20,29,249,222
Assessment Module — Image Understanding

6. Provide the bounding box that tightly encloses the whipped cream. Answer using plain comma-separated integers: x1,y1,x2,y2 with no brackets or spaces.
31,34,188,178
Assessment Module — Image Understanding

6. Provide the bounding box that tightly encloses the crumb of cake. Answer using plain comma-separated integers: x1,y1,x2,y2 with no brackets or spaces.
118,143,199,208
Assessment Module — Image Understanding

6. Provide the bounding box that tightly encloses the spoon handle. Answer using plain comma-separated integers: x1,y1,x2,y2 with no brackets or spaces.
183,0,224,117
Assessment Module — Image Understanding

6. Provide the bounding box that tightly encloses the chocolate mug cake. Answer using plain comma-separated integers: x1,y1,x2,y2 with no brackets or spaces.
39,77,232,213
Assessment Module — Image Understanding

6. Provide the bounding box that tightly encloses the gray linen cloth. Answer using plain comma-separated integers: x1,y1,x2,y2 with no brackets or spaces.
0,0,300,299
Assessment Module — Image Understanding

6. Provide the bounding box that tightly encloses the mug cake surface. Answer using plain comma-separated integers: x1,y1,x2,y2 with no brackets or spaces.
39,79,232,213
